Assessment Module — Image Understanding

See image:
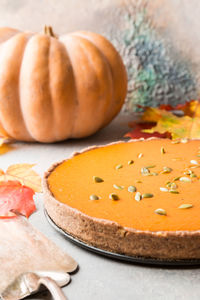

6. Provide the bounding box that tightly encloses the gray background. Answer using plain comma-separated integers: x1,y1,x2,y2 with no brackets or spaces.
0,1,200,299
0,0,124,35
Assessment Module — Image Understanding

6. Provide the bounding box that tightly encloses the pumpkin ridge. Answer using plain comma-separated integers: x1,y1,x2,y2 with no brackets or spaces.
18,33,36,141
64,34,113,137
20,34,55,142
46,36,54,139
72,32,127,126
72,33,115,128
0,32,33,140
73,33,115,129
48,37,77,141
76,37,112,131
59,36,80,139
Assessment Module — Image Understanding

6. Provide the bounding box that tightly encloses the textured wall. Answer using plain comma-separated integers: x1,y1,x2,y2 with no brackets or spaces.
0,0,199,110
0,0,124,34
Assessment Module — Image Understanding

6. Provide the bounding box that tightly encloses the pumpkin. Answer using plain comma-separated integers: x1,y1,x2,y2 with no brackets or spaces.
0,26,127,142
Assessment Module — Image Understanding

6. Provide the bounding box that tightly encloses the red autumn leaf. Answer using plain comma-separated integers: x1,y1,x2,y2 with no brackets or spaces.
159,104,174,111
138,103,174,111
125,121,171,139
174,100,200,117
0,181,36,218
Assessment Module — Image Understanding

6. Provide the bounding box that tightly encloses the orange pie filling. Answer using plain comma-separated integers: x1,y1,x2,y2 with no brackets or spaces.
48,139,200,232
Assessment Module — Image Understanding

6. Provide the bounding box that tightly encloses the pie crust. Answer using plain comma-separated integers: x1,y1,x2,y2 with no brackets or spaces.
43,139,200,260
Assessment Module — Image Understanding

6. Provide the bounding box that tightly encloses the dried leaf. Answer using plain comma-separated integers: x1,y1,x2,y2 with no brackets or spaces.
125,100,200,140
175,100,200,117
0,216,77,292
0,181,35,218
143,112,200,139
0,164,42,193
0,123,16,154
0,137,14,155
0,169,4,176
125,120,171,139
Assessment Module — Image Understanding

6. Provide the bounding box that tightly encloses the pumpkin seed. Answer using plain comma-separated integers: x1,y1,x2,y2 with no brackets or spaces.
179,177,191,183
128,185,136,193
190,165,200,169
90,194,99,200
113,184,124,190
161,167,173,174
128,160,134,165
151,172,158,176
93,176,104,183
190,160,199,165
171,140,180,144
178,204,193,209
155,208,167,216
115,164,123,170
181,138,188,143
166,181,172,187
197,154,200,157
145,165,156,169
138,153,143,158
109,193,119,201
169,190,179,194
143,173,154,177
190,173,197,178
172,157,182,161
135,180,142,183
141,167,150,175
184,169,192,175
161,147,166,154
142,193,154,198
160,187,168,192
170,182,178,190
173,176,181,181
135,192,142,202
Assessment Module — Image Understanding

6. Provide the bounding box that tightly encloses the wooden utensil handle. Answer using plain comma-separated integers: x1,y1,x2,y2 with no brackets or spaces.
39,277,67,300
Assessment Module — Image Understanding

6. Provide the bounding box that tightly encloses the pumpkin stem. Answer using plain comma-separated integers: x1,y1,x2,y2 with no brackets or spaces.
44,25,57,38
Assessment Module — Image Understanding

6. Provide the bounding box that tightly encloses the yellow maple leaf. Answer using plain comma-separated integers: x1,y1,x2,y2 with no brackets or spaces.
141,107,173,122
0,164,42,193
143,108,200,140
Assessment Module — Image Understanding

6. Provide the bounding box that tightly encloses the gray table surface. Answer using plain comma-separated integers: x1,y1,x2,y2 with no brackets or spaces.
1,113,200,300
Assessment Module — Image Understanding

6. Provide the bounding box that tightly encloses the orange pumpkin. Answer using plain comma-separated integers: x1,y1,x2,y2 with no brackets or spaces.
0,26,127,142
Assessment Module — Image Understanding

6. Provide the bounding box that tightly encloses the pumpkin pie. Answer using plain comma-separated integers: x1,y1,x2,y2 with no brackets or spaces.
44,138,200,260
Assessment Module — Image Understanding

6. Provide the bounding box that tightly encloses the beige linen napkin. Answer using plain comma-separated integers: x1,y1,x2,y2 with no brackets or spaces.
0,216,77,293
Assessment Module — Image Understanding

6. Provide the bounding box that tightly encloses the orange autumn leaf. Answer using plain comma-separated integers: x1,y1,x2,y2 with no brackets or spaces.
0,122,16,155
0,143,14,155
0,181,35,218
0,164,42,193
0,137,14,155
175,100,200,117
